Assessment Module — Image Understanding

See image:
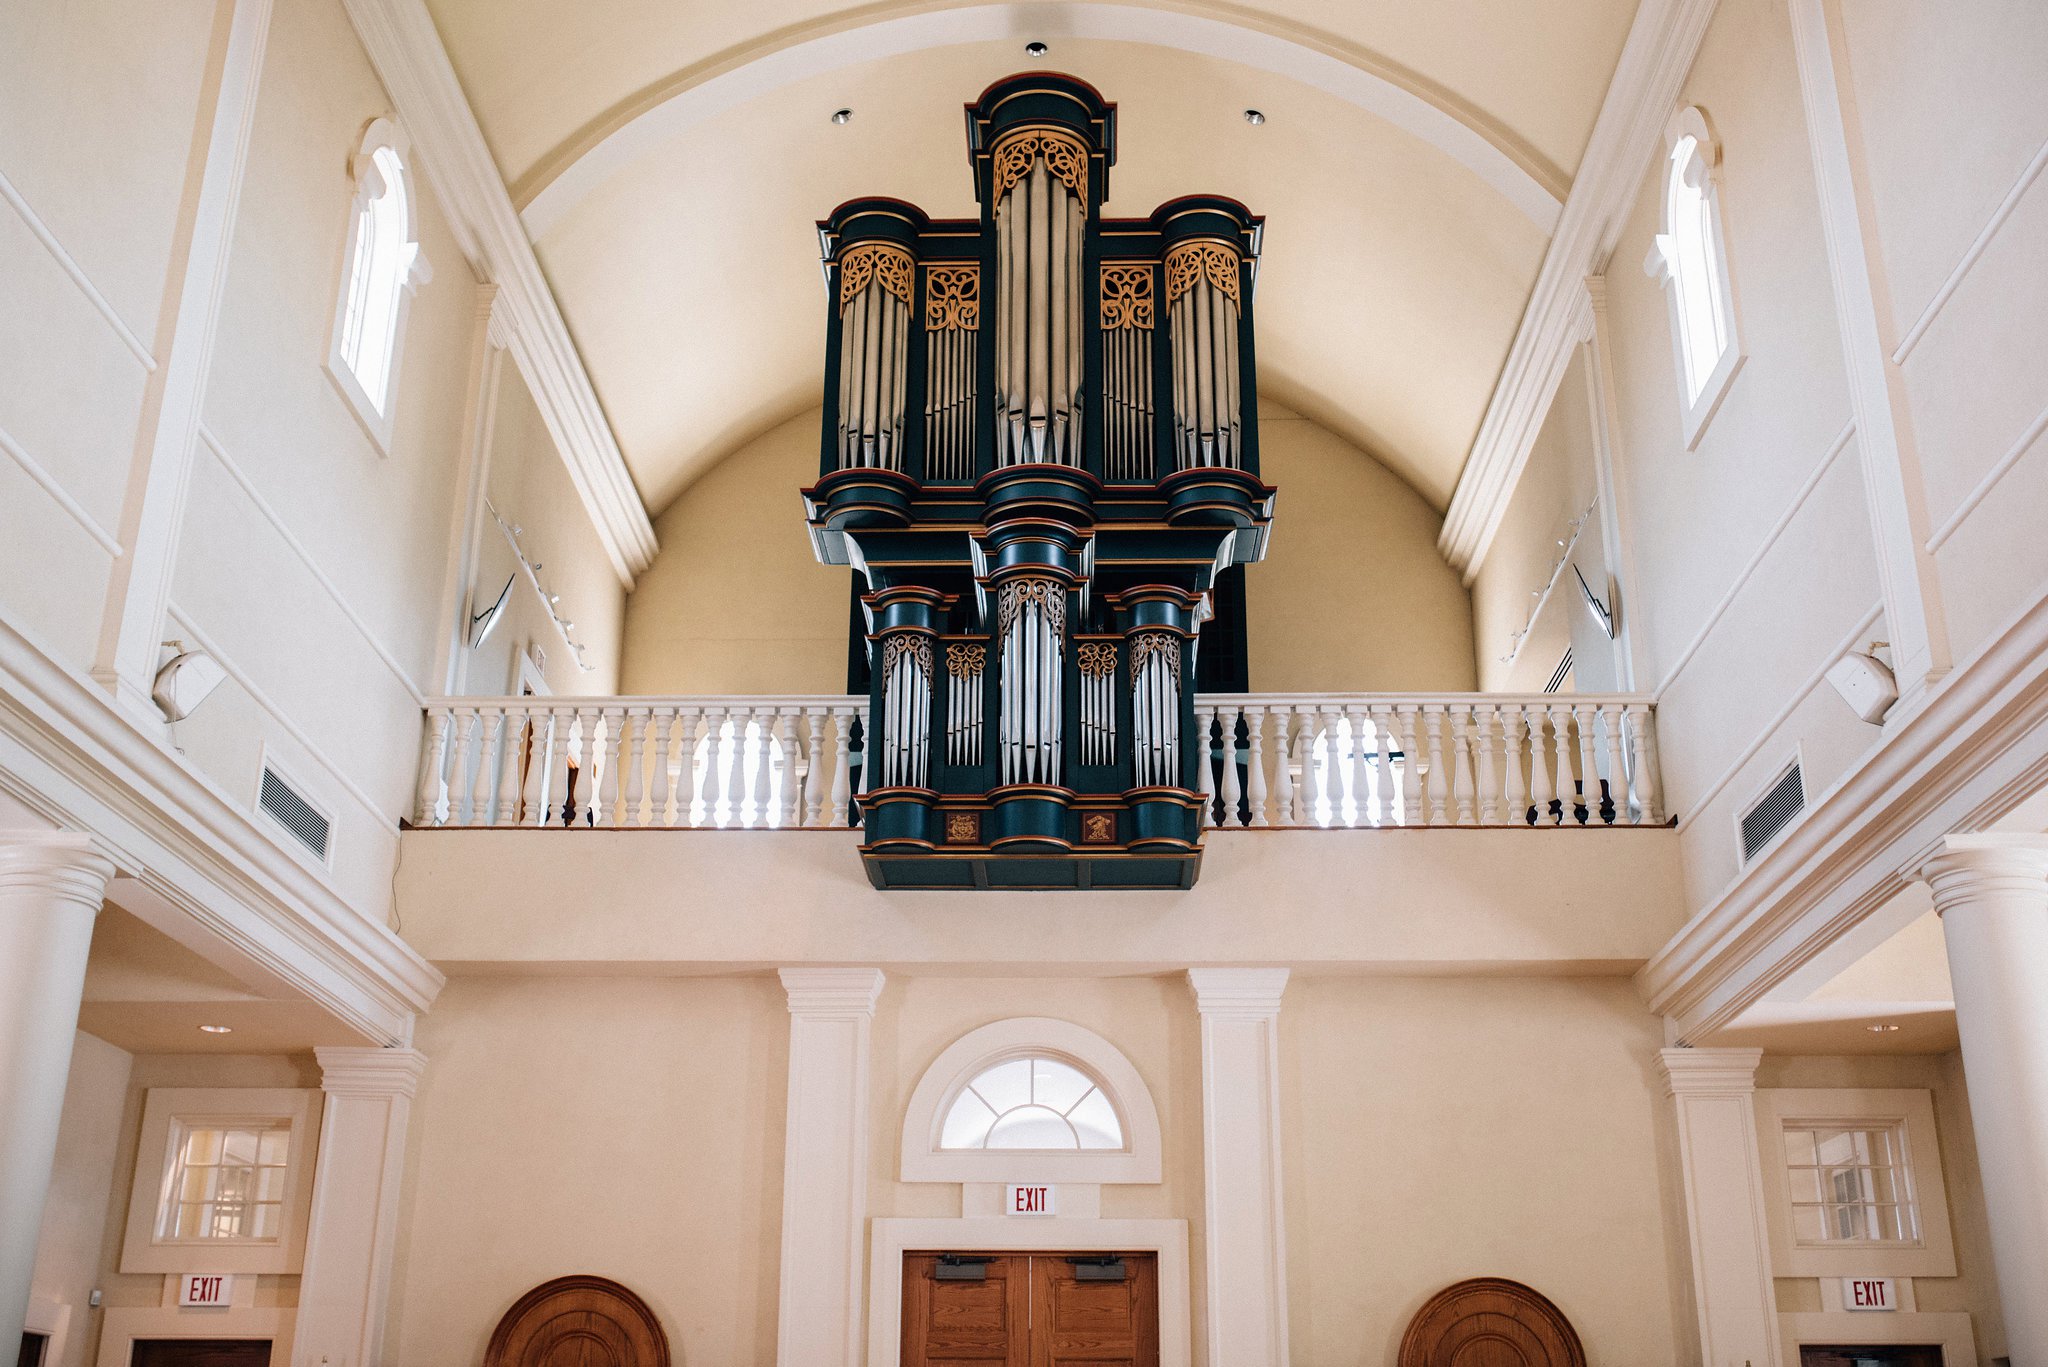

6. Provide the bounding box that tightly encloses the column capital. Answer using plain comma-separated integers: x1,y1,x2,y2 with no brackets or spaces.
780,967,885,1016
1658,1046,1764,1097
0,833,117,911
314,1046,428,1099
1922,834,2048,915
1188,967,1290,1016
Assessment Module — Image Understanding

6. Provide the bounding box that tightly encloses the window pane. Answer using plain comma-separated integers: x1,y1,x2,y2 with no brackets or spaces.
970,1058,1033,1113
986,1105,1075,1149
1783,1168,1824,1203
1032,1058,1093,1112
258,1130,290,1167
940,1092,997,1149
1782,1128,1818,1167
253,1203,282,1239
1790,1204,1827,1243
183,1128,225,1165
1066,1088,1123,1149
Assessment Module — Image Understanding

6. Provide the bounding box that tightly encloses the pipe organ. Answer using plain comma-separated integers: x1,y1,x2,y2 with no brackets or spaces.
804,73,1275,889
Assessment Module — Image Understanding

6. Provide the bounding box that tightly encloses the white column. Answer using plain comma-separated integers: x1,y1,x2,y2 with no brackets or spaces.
1787,0,1951,710
1658,1047,1782,1367
90,0,274,722
0,834,115,1354
1187,968,1290,1367
1921,834,2048,1364
775,968,884,1367
293,1047,427,1367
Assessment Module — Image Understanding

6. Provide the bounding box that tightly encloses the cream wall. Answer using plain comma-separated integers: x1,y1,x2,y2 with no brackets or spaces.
618,403,1477,696
28,1032,133,1367
389,976,789,1367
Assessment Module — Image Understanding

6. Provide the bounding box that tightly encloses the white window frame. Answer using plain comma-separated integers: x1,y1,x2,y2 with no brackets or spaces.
900,1017,1162,1183
1644,106,1743,449
1755,1087,1957,1278
120,1088,322,1274
326,117,431,454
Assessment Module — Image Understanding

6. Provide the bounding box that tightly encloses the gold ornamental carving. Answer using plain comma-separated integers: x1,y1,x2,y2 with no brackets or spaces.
1163,241,1242,306
996,577,1067,640
945,643,987,679
837,242,915,312
881,633,933,679
1100,265,1155,331
1127,632,1182,687
924,265,981,332
1076,642,1119,678
990,127,1091,203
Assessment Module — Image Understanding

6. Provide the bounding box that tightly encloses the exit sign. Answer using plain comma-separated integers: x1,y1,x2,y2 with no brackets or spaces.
178,1274,235,1307
1006,1184,1055,1217
1845,1277,1897,1311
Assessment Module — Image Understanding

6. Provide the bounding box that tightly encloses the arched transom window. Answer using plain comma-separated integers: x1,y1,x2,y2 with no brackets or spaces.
940,1055,1124,1150
330,119,430,447
1646,106,1741,447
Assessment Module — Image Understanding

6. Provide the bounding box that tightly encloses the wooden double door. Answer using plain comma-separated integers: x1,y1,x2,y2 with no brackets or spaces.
901,1252,1159,1367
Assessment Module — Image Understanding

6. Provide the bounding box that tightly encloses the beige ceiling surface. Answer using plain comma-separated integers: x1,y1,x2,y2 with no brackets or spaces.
530,38,1550,513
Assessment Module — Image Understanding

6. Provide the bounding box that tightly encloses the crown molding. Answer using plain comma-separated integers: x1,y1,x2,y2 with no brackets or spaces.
1187,967,1290,1015
339,0,657,587
780,966,887,1015
1437,0,1722,584
0,616,443,1045
1639,589,2048,1040
1656,1046,1762,1096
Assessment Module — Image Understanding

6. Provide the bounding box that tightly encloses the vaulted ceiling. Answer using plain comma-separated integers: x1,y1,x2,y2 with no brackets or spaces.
424,0,1644,515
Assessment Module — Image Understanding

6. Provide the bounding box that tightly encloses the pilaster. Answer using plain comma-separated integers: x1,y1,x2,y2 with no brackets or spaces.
1187,967,1289,1367
293,1046,427,1367
775,968,885,1367
1658,1046,1782,1367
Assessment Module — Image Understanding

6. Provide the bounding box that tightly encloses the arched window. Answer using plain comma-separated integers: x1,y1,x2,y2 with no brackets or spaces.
329,120,430,446
939,1055,1124,1150
1645,107,1741,447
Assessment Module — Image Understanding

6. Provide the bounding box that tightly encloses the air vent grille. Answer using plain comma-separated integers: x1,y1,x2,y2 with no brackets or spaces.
259,766,331,861
1740,762,1805,863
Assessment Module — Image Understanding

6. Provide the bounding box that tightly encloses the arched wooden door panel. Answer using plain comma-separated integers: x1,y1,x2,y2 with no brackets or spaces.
1398,1278,1586,1367
484,1275,670,1367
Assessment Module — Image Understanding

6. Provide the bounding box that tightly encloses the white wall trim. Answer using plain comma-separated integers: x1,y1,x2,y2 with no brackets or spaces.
0,165,157,371
96,1306,295,1367
196,424,426,705
1654,421,1856,698
0,423,125,556
1891,133,2048,366
1924,398,2048,554
1776,1310,1975,1367
1437,0,1722,581
866,1218,1191,1367
338,0,657,587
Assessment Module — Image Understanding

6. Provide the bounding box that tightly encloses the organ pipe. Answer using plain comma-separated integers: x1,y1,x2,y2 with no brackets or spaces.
997,579,1065,783
836,243,915,470
1164,241,1244,469
1077,642,1118,764
945,643,986,764
923,265,980,481
991,131,1089,466
1100,264,1157,481
879,633,933,787
1129,633,1183,787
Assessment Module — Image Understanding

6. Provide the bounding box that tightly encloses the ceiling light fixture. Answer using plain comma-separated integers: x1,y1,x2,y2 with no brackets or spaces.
1866,1023,1901,1034
831,108,853,125
1243,109,1267,126
1025,41,1049,57
198,1024,234,1035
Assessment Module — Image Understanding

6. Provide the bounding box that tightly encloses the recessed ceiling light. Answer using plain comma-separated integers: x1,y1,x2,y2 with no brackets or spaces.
1866,1022,1901,1033
198,1024,234,1035
1025,41,1049,57
1244,109,1267,126
831,108,853,125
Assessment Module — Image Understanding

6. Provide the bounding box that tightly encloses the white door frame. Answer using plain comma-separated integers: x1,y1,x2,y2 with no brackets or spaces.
867,1217,1190,1367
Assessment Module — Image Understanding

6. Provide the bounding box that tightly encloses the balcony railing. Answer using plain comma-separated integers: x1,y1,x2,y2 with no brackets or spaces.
411,693,1661,832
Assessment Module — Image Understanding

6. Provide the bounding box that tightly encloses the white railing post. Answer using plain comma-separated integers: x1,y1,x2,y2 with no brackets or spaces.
468,707,499,828
622,707,649,828
1196,706,1218,828
522,707,557,828
1449,706,1477,827
1369,705,1396,826
778,708,803,827
1267,708,1292,827
1598,703,1628,828
1628,701,1663,824
1422,705,1450,826
1500,705,1528,827
1218,707,1244,828
830,707,853,826
595,707,624,827
1287,707,1311,826
415,709,450,827
1473,706,1501,825
1316,704,1341,827
1344,704,1370,828
493,706,523,827
1547,702,1575,828
1394,705,1425,826
1243,705,1269,829
1573,701,1600,826
648,708,675,827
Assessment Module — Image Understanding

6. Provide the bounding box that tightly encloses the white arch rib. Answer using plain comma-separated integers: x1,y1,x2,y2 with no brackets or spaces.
517,1,1565,238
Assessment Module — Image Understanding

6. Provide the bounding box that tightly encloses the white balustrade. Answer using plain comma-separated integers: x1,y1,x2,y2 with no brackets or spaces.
414,693,1660,832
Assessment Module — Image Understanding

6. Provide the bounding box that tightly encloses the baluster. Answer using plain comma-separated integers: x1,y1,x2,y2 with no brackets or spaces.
696,706,725,826
647,709,675,827
1243,705,1269,828
1500,706,1528,827
1473,707,1501,824
855,703,871,824
750,709,775,828
1315,705,1341,826
1571,702,1599,825
1370,705,1397,826
493,707,524,827
728,707,756,827
1344,704,1370,828
1422,706,1451,826
468,708,500,828
1394,705,1426,826
520,708,556,828
673,709,703,827
1525,705,1553,826
778,709,803,827
442,707,475,826
1196,706,1218,828
415,710,451,827
804,706,829,826
1218,707,1244,828
1289,708,1314,825
1599,704,1628,827
830,707,854,826
569,706,597,825
1548,703,1576,827
592,707,622,827
1449,707,1477,826
619,707,646,828
1269,708,1293,826
1628,702,1664,824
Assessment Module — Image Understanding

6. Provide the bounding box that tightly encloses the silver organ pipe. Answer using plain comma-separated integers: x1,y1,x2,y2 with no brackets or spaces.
990,131,1088,467
1164,241,1245,469
923,265,980,481
1077,642,1118,764
1129,633,1183,787
835,243,915,469
1100,264,1156,481
879,634,933,787
997,579,1065,783
945,643,985,764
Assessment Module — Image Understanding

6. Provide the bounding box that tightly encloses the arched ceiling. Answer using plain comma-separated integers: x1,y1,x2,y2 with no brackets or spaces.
424,0,1643,516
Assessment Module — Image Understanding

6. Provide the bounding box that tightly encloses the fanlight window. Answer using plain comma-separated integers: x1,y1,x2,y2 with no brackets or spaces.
337,142,417,413
1660,132,1729,401
940,1055,1124,1150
